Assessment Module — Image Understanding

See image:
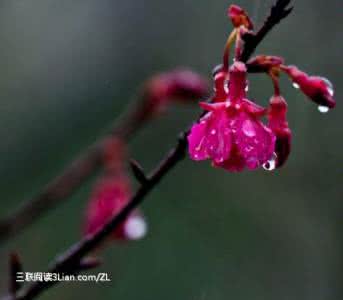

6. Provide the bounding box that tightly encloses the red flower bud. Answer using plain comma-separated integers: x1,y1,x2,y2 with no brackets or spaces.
227,5,254,30
83,174,147,242
143,69,208,115
247,55,284,73
281,65,336,110
267,95,291,168
84,139,147,243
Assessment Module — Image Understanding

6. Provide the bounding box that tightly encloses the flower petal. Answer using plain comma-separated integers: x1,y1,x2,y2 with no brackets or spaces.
233,112,276,169
188,110,232,163
242,98,267,117
215,144,245,172
188,117,210,161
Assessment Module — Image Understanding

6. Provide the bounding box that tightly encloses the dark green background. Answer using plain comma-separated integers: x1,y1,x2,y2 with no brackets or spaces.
0,0,342,299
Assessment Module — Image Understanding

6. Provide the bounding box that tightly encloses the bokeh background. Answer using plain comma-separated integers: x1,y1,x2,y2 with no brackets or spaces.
0,0,342,299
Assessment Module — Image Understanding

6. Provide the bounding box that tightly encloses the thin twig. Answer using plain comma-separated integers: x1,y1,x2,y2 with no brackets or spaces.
1,1,293,299
129,159,148,184
241,0,293,62
6,133,188,300
0,94,151,244
9,252,23,296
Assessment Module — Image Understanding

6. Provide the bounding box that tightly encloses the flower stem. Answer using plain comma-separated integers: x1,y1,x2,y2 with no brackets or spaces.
223,29,237,70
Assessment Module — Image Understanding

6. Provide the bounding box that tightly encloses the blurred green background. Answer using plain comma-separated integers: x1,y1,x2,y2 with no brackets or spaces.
0,0,342,299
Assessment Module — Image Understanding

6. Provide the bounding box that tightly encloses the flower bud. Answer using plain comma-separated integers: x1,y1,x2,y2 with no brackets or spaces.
227,5,254,30
268,95,291,168
83,174,147,242
282,65,336,109
247,55,284,73
143,69,208,115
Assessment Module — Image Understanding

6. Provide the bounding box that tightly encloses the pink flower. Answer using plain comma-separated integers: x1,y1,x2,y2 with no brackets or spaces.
281,65,336,109
188,62,275,172
188,3,336,172
83,175,147,241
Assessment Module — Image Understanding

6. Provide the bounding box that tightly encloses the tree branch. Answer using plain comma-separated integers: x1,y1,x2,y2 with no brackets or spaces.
0,99,148,244
9,252,23,296
0,67,208,244
241,0,293,62
4,133,187,300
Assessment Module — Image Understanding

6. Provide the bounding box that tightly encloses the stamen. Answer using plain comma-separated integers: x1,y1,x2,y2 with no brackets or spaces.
234,28,243,60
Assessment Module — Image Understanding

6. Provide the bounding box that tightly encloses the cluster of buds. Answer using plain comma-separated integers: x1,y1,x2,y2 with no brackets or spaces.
83,138,147,242
188,4,336,172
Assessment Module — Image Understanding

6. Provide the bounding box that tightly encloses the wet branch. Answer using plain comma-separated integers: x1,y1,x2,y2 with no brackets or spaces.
241,0,293,62
5,133,188,300
0,94,153,244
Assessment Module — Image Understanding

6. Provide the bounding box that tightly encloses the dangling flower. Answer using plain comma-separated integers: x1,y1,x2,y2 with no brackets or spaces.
188,3,336,172
246,56,292,169
188,62,275,172
83,138,147,241
281,65,336,110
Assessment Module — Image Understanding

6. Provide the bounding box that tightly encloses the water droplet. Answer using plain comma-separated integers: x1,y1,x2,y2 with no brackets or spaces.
318,105,329,113
195,137,205,152
212,64,223,76
245,85,249,92
211,129,217,135
225,102,231,108
263,153,277,171
224,82,230,94
318,77,334,96
194,154,199,159
124,215,147,240
242,120,256,137
292,82,300,89
217,157,224,163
